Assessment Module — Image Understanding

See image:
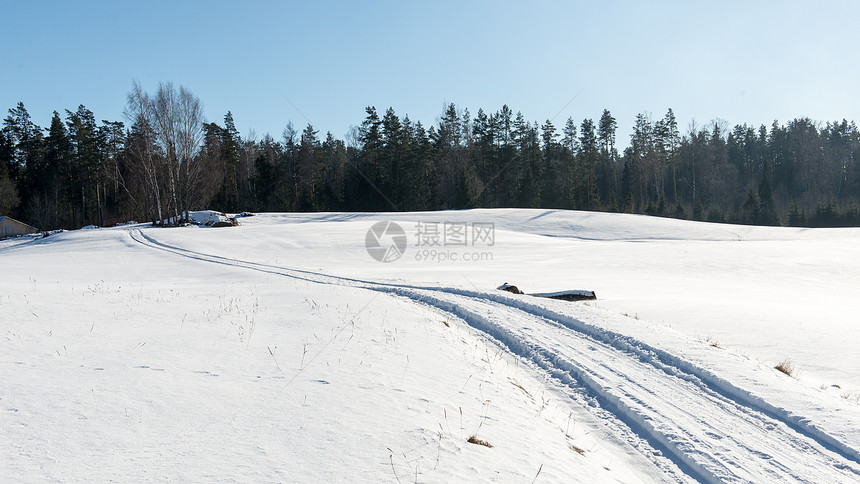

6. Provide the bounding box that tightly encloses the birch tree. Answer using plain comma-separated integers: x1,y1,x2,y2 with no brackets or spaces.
124,81,205,224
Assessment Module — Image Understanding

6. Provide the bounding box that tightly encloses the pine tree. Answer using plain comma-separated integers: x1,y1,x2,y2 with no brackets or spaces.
356,106,388,210
516,118,542,207
433,104,467,208
471,109,494,207
4,103,43,182
540,119,563,207
494,106,516,204
212,112,241,212
98,120,127,221
297,123,318,210
40,112,73,226
662,109,680,202
621,147,639,212
318,131,347,210
65,105,102,226
561,117,578,209
578,118,599,209
381,107,403,207
598,109,618,204
629,113,653,207
0,128,18,215
0,128,13,180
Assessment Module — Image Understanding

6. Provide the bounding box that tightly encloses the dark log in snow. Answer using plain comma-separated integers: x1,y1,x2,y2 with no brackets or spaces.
531,290,597,302
497,283,596,302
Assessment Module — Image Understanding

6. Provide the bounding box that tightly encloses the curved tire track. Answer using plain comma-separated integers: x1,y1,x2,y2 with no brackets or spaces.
129,228,860,482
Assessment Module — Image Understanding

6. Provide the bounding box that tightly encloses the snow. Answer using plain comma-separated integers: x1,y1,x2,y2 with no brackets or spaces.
2,209,859,482
182,209,860,389
186,210,235,227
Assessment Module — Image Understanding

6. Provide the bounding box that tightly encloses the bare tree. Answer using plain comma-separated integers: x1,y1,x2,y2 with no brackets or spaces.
152,83,180,220
173,84,205,212
124,81,163,224
123,81,205,224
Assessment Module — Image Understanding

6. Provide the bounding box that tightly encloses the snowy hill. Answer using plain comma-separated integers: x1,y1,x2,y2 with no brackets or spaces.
2,209,859,482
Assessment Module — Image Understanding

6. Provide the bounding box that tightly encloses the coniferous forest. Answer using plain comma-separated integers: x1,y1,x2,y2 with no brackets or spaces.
2,82,860,230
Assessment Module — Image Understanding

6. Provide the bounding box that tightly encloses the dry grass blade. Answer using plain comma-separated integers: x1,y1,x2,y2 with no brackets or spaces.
531,463,543,483
509,379,531,396
774,358,795,377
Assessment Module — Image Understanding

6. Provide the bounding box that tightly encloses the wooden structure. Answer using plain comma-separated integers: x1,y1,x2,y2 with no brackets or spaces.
0,216,38,239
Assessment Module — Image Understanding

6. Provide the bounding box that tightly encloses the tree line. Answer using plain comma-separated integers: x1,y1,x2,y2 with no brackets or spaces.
2,83,859,229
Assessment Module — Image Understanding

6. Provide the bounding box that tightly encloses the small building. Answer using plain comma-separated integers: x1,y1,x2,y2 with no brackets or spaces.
0,216,39,239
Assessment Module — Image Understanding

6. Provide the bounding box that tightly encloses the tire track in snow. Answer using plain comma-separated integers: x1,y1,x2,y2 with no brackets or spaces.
434,287,860,466
129,228,860,482
381,288,860,483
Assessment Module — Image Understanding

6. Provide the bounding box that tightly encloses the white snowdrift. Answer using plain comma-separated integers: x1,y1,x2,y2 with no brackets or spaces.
2,209,859,482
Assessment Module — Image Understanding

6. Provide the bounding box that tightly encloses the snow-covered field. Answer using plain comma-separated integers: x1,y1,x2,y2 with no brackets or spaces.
2,209,859,482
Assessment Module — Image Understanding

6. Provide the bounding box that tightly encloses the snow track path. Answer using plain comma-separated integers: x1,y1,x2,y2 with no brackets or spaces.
130,228,860,483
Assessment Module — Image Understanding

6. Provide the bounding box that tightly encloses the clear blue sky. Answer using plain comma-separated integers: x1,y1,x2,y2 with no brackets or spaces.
2,0,858,146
